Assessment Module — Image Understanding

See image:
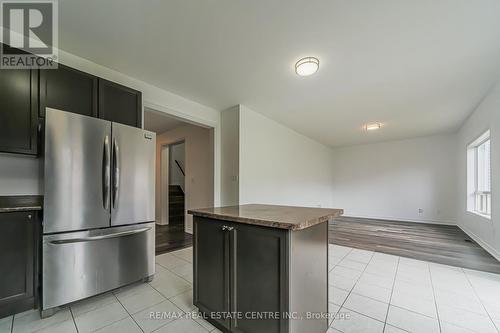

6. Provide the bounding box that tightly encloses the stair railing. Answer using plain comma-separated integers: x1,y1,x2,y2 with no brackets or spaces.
175,159,185,176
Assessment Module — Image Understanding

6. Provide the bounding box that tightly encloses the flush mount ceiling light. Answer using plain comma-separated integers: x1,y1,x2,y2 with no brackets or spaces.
364,122,382,131
295,57,319,76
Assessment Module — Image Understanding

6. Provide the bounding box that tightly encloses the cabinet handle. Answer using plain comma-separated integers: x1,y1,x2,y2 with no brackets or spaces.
222,225,234,231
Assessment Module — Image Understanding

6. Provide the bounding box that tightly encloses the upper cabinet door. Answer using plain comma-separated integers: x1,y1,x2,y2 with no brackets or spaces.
39,64,98,118
98,79,142,128
0,68,38,155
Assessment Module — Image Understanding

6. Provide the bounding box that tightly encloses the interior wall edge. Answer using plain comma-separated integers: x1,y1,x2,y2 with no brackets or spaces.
458,224,500,262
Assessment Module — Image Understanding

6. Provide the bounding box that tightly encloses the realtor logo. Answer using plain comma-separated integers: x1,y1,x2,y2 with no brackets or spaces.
1,0,58,68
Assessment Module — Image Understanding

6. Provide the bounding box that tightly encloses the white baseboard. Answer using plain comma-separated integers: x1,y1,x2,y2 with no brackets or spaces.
458,225,500,262
342,214,456,226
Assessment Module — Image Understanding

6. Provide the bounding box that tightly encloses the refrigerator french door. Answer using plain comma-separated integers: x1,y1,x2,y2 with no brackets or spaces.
42,108,156,314
111,122,155,226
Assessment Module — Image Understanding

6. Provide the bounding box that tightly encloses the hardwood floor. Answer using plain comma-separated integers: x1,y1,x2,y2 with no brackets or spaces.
155,222,192,255
330,216,500,274
156,186,190,254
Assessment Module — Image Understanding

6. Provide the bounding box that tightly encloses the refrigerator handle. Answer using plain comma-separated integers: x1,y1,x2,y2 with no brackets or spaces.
112,138,120,208
102,135,110,210
48,227,151,244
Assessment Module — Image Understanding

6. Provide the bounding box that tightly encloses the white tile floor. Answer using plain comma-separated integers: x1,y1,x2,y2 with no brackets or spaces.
327,245,500,333
2,245,500,333
0,247,219,333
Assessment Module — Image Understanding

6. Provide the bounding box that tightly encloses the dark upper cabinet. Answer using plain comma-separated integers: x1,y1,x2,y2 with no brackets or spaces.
39,64,98,118
0,211,38,318
1,50,142,156
98,79,142,128
0,68,38,155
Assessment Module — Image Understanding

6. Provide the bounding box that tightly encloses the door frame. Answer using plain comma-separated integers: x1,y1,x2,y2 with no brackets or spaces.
159,144,169,225
159,140,186,226
144,101,220,208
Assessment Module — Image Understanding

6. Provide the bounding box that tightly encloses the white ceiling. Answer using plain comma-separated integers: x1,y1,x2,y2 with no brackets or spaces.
59,0,500,147
143,108,186,134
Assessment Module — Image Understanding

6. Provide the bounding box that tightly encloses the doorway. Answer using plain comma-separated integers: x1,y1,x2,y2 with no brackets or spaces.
155,141,191,254
144,107,215,255
168,141,185,228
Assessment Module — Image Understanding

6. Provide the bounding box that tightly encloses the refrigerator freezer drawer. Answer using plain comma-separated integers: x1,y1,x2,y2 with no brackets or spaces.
42,222,155,310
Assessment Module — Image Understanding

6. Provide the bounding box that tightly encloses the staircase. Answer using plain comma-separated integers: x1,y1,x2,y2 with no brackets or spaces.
169,185,185,225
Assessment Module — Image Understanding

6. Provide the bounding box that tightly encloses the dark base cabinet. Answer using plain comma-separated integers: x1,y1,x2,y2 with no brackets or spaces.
193,217,328,333
0,211,39,318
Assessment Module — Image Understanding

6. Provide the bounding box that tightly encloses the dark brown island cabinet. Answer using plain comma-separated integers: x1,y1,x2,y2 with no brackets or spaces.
189,204,343,333
0,196,42,318
0,42,143,156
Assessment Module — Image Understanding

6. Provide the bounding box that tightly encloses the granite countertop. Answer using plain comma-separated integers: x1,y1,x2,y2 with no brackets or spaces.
0,195,43,213
188,204,343,231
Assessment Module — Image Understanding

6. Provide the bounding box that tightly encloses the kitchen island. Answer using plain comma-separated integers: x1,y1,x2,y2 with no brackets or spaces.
188,204,343,333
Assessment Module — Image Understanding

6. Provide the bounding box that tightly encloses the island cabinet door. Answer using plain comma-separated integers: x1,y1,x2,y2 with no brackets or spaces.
229,223,290,333
193,218,231,330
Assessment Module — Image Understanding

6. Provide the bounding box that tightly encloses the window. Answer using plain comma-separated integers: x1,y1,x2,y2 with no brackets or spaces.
467,130,491,218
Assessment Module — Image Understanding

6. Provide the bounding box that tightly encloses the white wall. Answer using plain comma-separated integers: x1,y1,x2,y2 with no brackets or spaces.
238,106,335,208
330,134,458,224
155,124,214,233
457,81,500,260
220,107,240,206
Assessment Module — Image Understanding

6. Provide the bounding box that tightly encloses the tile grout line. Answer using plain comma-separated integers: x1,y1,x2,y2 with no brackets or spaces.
462,268,500,333
167,264,194,284
149,261,209,333
149,261,195,318
344,259,399,305
148,279,192,302
27,308,78,333
148,248,196,332
69,307,80,333
331,250,376,328
71,291,142,333
427,261,443,333
112,292,146,333
382,256,400,332
329,246,353,272
156,256,193,285
328,246,354,327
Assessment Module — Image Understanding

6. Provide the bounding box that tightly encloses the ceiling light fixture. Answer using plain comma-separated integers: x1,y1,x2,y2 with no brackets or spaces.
364,122,382,131
295,57,319,76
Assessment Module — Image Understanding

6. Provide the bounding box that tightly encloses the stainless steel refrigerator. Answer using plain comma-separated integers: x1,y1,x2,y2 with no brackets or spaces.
41,108,156,316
